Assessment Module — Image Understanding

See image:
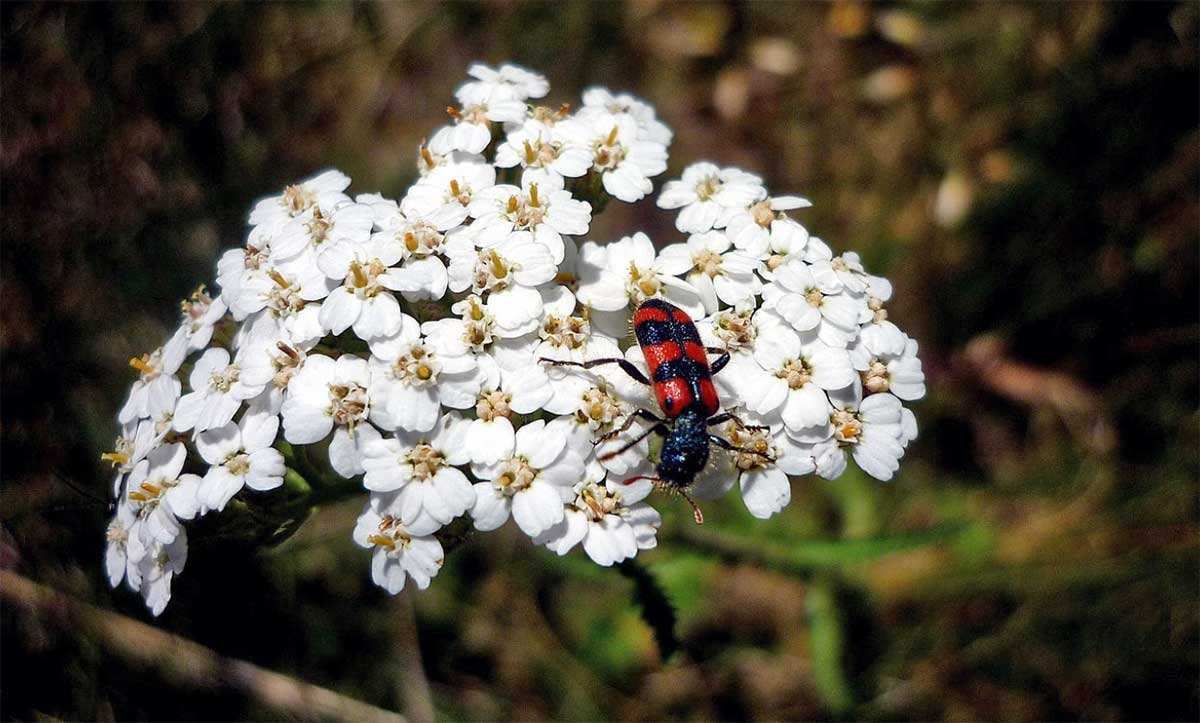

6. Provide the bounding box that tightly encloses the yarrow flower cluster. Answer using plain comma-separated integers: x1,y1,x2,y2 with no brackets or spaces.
103,63,924,615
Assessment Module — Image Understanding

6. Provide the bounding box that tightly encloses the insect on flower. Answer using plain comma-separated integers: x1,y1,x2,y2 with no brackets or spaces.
541,298,773,524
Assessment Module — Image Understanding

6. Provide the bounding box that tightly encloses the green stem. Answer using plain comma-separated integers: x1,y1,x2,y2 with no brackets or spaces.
670,522,968,576
807,575,854,716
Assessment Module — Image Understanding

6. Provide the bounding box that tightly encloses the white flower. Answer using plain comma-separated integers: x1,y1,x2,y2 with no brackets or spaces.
361,413,475,534
657,231,762,314
248,169,351,233
494,121,592,189
579,87,673,146
810,252,870,296
533,292,626,414
536,464,662,566
195,407,285,512
429,97,528,155
230,332,311,413
460,357,555,466
558,112,668,202
421,294,540,372
103,64,928,615
761,259,865,348
126,527,188,617
657,162,765,234
574,232,703,321
353,501,444,594
102,417,169,495
456,62,549,104
173,347,266,433
403,156,496,229
216,242,271,316
233,263,332,346
123,442,201,547
316,235,429,341
469,419,584,537
740,325,855,432
272,200,375,268
854,335,925,401
362,195,454,301
444,233,558,336
725,195,811,259
104,501,138,588
368,337,482,433
165,285,227,360
693,417,815,519
468,179,591,265
856,276,908,357
758,223,816,279
118,345,184,424
281,354,380,478
810,391,908,482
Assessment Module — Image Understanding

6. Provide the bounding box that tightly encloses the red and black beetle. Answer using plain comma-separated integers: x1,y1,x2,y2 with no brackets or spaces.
541,298,772,523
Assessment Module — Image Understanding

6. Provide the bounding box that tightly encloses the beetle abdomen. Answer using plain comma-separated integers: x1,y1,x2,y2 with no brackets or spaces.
632,299,720,418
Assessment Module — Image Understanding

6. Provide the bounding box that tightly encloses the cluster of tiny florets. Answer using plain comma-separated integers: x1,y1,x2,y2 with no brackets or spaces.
104,63,924,615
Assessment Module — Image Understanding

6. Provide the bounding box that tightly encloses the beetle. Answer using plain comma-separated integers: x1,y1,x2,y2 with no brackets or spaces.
541,298,772,523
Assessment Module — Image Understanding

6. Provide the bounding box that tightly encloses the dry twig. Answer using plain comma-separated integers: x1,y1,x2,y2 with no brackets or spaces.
0,569,407,723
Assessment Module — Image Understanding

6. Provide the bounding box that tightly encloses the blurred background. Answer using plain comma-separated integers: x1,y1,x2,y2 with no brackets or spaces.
2,1,1197,720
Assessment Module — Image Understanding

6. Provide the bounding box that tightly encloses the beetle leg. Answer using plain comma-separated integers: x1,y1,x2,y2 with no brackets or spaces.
595,408,665,444
622,475,704,524
678,488,705,525
708,434,776,462
598,422,669,461
706,346,732,375
706,411,770,433
538,357,651,386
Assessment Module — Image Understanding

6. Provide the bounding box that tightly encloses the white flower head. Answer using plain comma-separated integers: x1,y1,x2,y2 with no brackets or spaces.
469,178,591,265
738,324,856,433
105,501,139,589
126,527,188,616
103,66,926,617
575,232,704,323
558,112,668,202
579,87,673,146
761,259,865,348
281,354,380,478
692,416,815,520
853,335,925,402
445,232,558,336
657,162,766,234
248,169,351,233
123,442,201,549
404,155,496,229
456,62,549,105
369,334,482,434
725,195,811,260
494,121,593,190
361,413,475,534
173,347,267,433
429,96,528,156
536,468,662,566
469,419,585,538
118,344,184,425
195,407,285,512
165,284,227,359
657,231,763,314
353,501,444,594
273,200,375,267
807,390,910,482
